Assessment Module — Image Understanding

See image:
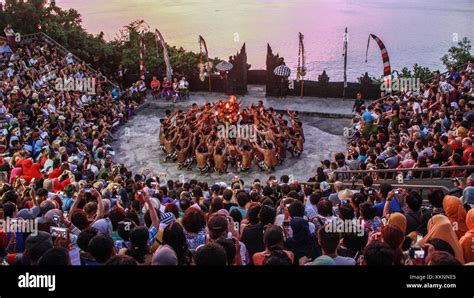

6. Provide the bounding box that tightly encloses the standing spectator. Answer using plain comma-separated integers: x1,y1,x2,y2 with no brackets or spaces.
3,24,16,50
179,76,189,100
116,64,127,89
150,76,161,99
172,77,179,103
352,92,365,113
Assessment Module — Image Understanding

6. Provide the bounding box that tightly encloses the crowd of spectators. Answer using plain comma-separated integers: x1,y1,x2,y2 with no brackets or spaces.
342,62,473,182
0,30,473,267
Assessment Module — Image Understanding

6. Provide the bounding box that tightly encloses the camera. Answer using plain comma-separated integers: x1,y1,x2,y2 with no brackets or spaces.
409,245,427,259
50,226,68,238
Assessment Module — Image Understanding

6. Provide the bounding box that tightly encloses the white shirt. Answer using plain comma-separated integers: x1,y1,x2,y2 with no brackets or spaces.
413,101,422,114
179,79,189,89
439,81,455,93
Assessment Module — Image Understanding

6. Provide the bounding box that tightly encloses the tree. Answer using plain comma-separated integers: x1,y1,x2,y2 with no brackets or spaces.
0,2,221,83
441,37,472,69
112,20,219,82
398,64,433,82
0,0,115,71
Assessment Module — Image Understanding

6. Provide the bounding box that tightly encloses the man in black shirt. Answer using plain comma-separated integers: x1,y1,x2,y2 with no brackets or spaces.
222,188,237,211
352,92,365,113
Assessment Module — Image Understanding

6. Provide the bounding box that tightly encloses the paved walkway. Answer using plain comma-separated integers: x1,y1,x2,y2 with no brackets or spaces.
144,85,361,118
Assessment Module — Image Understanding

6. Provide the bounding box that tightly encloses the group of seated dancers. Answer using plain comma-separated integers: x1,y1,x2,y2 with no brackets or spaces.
159,97,305,174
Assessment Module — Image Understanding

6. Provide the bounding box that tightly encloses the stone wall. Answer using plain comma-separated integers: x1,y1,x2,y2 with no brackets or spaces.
287,80,382,99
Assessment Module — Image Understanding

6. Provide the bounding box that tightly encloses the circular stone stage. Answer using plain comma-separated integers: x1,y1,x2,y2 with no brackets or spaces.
112,101,350,184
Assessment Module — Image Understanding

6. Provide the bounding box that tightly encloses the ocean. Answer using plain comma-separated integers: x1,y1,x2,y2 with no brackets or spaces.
57,0,473,81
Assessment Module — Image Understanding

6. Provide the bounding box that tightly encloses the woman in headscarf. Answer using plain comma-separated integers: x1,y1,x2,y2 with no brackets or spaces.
443,195,468,239
416,214,464,264
459,209,474,263
8,167,22,184
285,217,320,265
387,212,412,250
381,224,405,265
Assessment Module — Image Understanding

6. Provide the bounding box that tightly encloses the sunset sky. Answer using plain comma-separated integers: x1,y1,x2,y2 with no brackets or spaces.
56,0,474,80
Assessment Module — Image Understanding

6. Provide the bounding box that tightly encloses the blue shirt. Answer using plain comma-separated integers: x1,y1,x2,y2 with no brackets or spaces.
229,206,247,219
60,195,74,212
112,89,120,100
362,111,373,123
385,155,399,169
162,196,172,204
375,199,401,218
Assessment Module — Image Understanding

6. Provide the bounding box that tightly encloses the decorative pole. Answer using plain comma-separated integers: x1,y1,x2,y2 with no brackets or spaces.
198,35,212,92
297,32,306,97
343,27,348,98
155,29,173,81
139,34,145,80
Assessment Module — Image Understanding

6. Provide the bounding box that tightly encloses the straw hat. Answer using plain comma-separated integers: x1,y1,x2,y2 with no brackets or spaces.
338,189,353,201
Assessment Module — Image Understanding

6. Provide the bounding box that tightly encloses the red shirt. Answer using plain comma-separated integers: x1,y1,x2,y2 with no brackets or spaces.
463,146,474,164
150,79,160,90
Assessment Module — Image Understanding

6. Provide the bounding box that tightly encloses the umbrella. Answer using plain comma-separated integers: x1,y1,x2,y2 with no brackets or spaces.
273,65,291,77
216,61,233,72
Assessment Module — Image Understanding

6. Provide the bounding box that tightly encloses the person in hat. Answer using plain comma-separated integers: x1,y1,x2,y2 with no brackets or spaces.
319,181,331,198
337,189,353,205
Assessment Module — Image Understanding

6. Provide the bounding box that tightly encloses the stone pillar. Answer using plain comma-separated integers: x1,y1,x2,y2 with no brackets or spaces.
226,43,249,95
265,44,288,97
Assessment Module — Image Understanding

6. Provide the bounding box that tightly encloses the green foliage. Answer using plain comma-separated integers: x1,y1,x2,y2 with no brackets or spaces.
0,0,117,71
398,64,433,82
111,20,219,79
441,37,472,69
0,2,218,80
